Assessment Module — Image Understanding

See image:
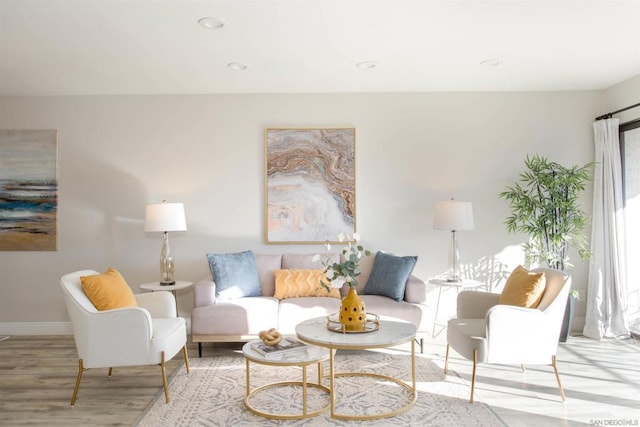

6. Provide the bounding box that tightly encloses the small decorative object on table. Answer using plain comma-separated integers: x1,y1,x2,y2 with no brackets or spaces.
313,233,372,332
258,328,283,346
326,312,380,333
250,337,307,358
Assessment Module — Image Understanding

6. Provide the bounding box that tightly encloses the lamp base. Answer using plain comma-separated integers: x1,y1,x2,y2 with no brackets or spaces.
160,281,176,286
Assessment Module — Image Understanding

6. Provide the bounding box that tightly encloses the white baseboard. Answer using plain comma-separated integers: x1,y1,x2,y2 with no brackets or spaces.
0,322,72,335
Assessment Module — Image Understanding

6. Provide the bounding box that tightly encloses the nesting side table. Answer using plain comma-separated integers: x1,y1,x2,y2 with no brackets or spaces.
242,341,331,420
429,278,484,338
139,280,193,316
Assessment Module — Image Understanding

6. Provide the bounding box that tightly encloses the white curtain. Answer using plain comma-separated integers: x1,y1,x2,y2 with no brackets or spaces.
584,118,630,339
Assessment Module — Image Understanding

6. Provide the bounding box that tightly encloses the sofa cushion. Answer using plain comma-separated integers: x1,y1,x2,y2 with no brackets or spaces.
273,269,341,299
282,253,333,269
80,267,138,311
360,294,425,328
499,265,546,308
206,250,261,299
278,297,341,334
363,251,418,302
191,297,280,336
339,253,376,296
254,254,283,297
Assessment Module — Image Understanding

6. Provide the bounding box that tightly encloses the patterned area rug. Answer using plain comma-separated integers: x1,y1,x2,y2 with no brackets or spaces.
137,349,505,426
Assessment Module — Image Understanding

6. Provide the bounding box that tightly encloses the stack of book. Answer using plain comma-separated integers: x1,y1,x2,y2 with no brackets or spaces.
250,337,307,358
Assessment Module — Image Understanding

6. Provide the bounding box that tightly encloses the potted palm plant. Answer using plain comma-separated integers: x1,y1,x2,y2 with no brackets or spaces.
499,154,594,341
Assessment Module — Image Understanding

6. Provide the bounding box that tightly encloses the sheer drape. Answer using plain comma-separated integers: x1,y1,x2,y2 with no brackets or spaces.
584,118,630,339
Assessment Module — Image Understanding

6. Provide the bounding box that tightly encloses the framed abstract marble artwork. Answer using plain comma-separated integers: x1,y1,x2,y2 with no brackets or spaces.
265,128,356,244
0,130,58,251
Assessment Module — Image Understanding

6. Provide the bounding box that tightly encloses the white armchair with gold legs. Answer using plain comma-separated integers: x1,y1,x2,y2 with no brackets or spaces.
60,269,190,406
444,267,570,403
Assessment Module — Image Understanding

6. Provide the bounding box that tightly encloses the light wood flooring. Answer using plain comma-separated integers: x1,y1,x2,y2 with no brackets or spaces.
0,335,638,426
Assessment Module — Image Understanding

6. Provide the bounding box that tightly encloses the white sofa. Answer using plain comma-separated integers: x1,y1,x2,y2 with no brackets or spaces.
191,253,430,356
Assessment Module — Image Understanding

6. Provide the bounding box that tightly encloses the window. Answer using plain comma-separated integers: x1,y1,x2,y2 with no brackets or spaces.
620,120,640,335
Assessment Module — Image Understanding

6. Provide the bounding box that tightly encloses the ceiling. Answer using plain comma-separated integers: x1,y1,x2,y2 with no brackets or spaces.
1,0,639,96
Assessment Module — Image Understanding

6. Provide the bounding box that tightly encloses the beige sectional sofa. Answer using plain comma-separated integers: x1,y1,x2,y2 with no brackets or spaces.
191,252,430,357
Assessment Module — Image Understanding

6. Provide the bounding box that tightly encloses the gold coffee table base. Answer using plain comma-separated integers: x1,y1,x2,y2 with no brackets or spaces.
330,372,417,420
327,340,417,421
297,318,419,421
243,351,331,420
245,380,330,420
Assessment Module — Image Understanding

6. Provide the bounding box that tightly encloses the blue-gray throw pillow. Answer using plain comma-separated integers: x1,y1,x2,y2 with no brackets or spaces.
206,250,261,300
363,251,418,302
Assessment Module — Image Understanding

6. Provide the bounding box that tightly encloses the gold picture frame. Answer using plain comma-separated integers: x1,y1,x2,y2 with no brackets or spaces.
265,128,356,244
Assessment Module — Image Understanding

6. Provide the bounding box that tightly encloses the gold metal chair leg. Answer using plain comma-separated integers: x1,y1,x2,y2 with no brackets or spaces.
70,359,86,406
470,349,477,403
160,351,170,403
521,364,526,373
182,345,190,374
108,367,113,377
444,344,450,374
552,355,566,401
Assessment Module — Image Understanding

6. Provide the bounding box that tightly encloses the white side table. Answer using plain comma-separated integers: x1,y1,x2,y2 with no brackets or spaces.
139,280,193,316
428,278,484,338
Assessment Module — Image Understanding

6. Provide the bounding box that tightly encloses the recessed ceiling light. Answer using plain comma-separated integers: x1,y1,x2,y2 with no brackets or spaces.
198,17,225,30
227,62,247,71
480,58,501,67
356,61,377,70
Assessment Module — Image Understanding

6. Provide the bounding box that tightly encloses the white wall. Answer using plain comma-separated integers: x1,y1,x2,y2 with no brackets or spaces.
0,91,601,333
603,74,640,122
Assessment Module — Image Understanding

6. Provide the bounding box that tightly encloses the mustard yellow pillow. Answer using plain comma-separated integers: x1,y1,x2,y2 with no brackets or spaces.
273,269,341,299
499,265,547,308
80,268,138,311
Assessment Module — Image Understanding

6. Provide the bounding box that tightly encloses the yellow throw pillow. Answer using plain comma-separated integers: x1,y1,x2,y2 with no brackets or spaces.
499,265,547,308
80,268,138,311
273,269,341,299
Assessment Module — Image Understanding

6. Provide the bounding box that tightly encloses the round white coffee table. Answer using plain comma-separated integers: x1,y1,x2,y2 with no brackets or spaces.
242,340,331,420
295,316,417,421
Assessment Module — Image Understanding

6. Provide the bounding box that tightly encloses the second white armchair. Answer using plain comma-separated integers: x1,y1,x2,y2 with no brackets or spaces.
445,267,571,403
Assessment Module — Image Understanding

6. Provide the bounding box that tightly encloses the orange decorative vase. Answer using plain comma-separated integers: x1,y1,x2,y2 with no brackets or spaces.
339,288,367,332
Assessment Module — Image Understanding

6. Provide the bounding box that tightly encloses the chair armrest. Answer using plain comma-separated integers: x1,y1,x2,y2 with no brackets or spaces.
457,291,500,318
135,291,176,318
76,307,154,365
193,277,216,307
485,305,555,364
404,274,427,304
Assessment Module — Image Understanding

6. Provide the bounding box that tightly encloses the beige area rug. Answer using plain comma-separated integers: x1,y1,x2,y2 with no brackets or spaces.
137,349,505,426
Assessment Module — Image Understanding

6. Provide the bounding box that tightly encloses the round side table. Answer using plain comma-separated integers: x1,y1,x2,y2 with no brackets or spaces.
242,341,330,420
139,280,193,316
428,278,484,338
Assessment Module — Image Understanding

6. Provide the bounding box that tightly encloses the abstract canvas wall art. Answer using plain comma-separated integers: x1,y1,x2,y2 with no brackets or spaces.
0,130,58,251
265,128,355,243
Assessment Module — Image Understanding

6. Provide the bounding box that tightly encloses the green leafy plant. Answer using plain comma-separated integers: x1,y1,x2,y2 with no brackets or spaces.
499,154,595,271
313,232,372,290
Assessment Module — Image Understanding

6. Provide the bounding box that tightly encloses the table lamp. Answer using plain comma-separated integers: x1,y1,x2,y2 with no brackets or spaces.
145,201,187,285
433,198,474,282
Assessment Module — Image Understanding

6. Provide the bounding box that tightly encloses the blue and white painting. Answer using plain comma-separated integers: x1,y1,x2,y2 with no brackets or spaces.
0,130,57,251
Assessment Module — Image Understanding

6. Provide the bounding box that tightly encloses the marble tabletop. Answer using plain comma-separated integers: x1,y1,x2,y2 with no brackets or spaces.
295,316,417,350
242,339,330,365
